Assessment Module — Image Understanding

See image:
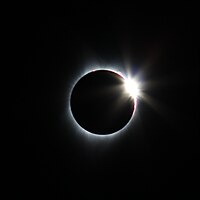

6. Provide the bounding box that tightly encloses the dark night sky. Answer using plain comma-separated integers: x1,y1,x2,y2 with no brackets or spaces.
14,6,199,198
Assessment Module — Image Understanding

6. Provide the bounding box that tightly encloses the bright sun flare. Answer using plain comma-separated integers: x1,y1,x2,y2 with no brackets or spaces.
124,78,140,100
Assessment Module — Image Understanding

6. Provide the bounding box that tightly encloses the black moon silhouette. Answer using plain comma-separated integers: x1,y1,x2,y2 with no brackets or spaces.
70,70,135,135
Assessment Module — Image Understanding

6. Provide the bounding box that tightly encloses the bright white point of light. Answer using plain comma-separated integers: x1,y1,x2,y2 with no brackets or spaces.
124,78,140,100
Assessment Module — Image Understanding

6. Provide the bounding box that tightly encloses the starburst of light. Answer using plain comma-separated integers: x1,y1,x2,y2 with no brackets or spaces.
123,78,140,100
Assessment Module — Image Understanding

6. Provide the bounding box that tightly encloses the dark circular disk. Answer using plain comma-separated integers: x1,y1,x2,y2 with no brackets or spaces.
70,70,135,135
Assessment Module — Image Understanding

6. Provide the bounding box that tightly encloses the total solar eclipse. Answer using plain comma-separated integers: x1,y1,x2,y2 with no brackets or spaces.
70,69,139,135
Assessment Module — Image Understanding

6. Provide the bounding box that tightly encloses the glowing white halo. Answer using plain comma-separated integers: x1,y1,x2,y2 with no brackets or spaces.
67,66,139,139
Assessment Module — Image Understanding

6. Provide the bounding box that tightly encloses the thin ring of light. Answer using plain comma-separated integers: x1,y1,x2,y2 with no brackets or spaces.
67,66,138,139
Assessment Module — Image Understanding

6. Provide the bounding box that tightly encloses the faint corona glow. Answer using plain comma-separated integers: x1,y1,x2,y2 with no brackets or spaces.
67,66,140,139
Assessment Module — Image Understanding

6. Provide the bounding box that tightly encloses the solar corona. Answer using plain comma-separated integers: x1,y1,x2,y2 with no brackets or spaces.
69,67,141,137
